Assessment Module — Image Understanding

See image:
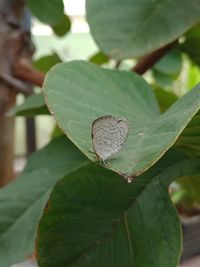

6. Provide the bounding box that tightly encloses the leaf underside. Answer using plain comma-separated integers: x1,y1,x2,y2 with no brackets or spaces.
86,0,200,59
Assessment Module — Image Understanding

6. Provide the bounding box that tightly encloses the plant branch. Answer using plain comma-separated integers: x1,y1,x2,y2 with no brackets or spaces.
132,42,176,75
0,71,33,95
14,58,45,87
115,60,121,69
14,42,176,88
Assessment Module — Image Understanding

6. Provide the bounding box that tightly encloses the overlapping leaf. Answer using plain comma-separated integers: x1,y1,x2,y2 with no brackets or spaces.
33,53,62,73
86,0,200,59
8,94,49,117
37,150,200,267
176,110,200,155
89,51,109,65
181,24,200,66
43,61,200,177
28,0,64,25
0,136,88,267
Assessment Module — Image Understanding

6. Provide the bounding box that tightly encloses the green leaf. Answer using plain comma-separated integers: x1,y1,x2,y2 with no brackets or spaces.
153,71,175,88
34,53,62,73
86,0,200,59
52,14,71,37
28,0,64,25
51,125,63,139
43,61,200,177
37,151,200,267
181,24,200,66
187,64,200,89
175,175,200,214
154,50,182,77
89,51,109,65
175,111,200,155
8,94,49,117
0,136,89,267
154,87,178,112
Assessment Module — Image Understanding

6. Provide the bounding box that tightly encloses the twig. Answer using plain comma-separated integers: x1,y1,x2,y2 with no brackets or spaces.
115,60,121,69
132,42,176,75
0,71,33,95
14,59,45,87
14,42,176,89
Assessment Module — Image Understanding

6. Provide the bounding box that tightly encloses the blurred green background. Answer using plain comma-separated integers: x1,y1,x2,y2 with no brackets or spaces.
15,0,97,157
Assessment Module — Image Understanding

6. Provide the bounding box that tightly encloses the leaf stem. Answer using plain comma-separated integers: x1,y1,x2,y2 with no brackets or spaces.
132,41,176,75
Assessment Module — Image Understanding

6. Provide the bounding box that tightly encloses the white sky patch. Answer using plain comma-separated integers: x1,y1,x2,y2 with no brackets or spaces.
32,0,89,35
64,0,86,16
32,22,53,36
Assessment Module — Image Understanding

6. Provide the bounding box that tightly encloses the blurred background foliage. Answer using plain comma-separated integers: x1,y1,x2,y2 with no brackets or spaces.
14,0,200,224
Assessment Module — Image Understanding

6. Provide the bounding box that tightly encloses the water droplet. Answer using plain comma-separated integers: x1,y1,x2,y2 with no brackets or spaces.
127,177,132,183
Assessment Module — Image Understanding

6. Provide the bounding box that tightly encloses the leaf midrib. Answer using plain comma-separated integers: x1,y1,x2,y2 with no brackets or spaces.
65,158,186,267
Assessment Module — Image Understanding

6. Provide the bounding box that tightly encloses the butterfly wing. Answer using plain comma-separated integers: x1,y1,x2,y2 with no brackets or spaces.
91,115,128,161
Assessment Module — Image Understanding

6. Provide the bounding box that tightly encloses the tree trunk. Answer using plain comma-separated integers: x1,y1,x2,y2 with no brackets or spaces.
0,0,26,186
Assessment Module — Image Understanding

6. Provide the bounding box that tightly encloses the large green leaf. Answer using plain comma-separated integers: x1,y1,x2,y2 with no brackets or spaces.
0,136,89,267
37,151,200,267
8,94,49,117
43,61,200,177
28,0,64,25
86,0,200,59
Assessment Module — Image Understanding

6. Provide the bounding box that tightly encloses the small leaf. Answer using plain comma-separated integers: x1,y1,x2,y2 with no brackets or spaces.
43,61,200,176
187,64,200,89
51,125,63,139
86,0,200,59
34,53,62,73
8,94,49,117
89,51,109,65
0,136,89,267
52,14,71,37
154,87,178,112
37,150,200,267
28,0,64,25
181,24,200,66
154,51,182,77
153,70,175,87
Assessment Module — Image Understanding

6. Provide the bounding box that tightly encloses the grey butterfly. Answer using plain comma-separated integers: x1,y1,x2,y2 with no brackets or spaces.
91,115,128,163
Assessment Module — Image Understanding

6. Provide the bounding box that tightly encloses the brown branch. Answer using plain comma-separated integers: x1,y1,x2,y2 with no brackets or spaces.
132,42,176,75
0,71,33,95
115,60,121,69
14,58,45,87
14,42,176,88
0,0,27,185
